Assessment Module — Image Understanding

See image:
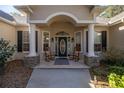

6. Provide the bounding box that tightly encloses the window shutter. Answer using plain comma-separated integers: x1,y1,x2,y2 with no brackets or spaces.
17,31,23,52
86,31,88,52
101,31,107,51
35,31,38,52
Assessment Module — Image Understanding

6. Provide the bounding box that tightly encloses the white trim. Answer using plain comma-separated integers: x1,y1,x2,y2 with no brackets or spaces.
20,31,30,53
106,30,109,50
74,31,83,53
46,12,78,23
29,19,96,24
26,6,33,13
42,31,50,52
0,16,16,26
55,36,69,57
109,12,124,25
40,31,43,53
83,29,88,54
29,12,96,24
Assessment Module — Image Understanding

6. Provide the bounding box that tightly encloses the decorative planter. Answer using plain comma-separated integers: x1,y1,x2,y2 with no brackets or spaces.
23,55,40,68
84,55,100,67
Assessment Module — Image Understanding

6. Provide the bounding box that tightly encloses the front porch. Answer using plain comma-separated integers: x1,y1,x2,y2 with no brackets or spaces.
23,12,107,68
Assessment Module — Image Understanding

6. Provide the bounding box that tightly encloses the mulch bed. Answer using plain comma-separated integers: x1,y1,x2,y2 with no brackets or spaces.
0,60,33,88
89,65,110,88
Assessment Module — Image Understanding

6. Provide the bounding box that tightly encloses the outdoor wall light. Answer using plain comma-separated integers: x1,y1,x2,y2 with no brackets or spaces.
97,33,101,36
68,37,70,42
71,37,74,42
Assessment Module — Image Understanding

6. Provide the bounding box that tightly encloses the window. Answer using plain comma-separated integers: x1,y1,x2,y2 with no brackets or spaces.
23,31,29,52
42,31,50,51
17,31,38,52
75,31,82,51
94,31,102,51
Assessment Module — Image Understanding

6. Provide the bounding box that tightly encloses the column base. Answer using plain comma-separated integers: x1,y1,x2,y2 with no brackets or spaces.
87,52,96,57
23,55,40,68
28,53,37,57
84,55,100,67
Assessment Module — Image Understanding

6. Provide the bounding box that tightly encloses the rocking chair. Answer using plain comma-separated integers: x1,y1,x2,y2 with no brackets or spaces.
44,47,55,62
73,47,80,62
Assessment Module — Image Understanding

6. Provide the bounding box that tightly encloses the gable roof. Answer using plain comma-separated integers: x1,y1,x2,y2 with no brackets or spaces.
0,10,14,21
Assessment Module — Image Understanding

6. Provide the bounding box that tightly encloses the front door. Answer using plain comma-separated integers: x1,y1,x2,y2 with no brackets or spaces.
58,37,67,57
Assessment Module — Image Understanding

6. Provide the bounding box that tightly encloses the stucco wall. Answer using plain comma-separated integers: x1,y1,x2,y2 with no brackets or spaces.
40,22,76,37
0,21,17,60
16,26,29,31
30,5,92,21
0,21,16,45
109,23,124,50
95,26,109,32
0,20,30,60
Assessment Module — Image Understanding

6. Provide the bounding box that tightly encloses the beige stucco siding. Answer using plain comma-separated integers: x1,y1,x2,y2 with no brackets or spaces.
95,26,109,32
109,23,124,50
39,22,83,37
16,26,29,31
30,5,92,21
0,21,16,45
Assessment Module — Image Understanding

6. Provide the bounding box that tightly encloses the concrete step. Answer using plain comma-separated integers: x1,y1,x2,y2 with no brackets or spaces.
34,64,89,69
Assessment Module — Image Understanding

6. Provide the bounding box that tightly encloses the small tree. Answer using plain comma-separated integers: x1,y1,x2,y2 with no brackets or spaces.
0,38,16,67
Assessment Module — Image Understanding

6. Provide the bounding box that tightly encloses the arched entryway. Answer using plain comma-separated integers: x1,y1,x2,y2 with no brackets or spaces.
39,13,82,58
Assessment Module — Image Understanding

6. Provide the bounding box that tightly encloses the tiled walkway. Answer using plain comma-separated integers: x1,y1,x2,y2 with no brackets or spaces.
27,68,93,88
27,58,93,88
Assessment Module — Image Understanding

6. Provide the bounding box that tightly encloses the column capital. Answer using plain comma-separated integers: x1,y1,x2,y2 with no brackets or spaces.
29,23,36,28
88,24,94,28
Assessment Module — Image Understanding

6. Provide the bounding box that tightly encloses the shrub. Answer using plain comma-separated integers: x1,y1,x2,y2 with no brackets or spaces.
109,66,124,75
108,73,124,88
108,66,124,88
92,66,109,77
0,38,16,68
101,48,124,67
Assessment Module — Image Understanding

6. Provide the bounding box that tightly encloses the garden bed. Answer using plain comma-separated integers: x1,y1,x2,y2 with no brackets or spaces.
0,60,33,88
89,65,110,88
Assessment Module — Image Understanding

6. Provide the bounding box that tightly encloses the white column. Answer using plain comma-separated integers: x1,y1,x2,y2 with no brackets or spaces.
87,24,95,57
28,24,36,56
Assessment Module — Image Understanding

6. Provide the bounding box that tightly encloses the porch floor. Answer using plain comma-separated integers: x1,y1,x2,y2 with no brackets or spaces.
34,58,89,69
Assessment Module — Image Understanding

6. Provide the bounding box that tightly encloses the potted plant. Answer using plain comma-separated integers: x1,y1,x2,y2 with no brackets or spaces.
0,38,16,75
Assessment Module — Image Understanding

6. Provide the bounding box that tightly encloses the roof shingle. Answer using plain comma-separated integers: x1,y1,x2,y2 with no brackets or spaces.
0,10,15,21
